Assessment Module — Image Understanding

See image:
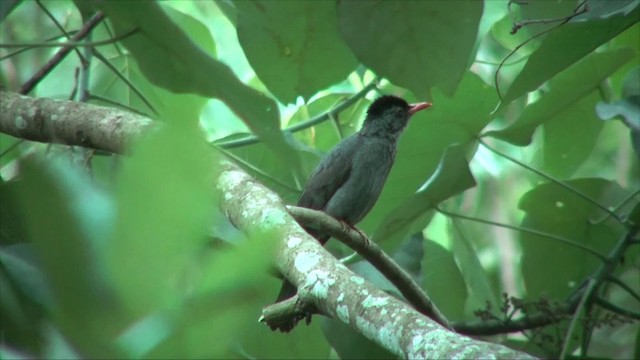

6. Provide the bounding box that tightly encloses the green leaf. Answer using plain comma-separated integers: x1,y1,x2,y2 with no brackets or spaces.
11,158,122,357
338,1,482,97
423,238,466,321
486,48,634,146
321,318,394,360
0,244,51,309
450,218,500,317
502,5,640,103
91,52,207,126
108,124,217,316
97,2,300,171
541,91,604,178
236,1,358,104
372,143,476,244
519,178,628,299
596,67,640,131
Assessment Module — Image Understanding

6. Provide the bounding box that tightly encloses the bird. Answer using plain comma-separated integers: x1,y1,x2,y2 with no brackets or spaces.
274,95,431,331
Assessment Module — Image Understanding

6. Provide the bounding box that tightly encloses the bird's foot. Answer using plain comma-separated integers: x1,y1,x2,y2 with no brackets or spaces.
339,221,370,246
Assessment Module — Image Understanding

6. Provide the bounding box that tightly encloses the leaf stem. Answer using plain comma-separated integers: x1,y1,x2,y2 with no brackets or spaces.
436,207,608,261
215,79,380,149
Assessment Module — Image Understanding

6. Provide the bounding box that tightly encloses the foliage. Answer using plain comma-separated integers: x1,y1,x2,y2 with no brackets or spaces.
0,0,639,358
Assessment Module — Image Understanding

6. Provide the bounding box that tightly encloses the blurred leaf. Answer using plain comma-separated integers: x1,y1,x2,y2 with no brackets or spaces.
239,310,330,359
596,96,640,127
97,2,301,173
502,5,640,104
12,158,122,357
0,182,28,245
236,1,358,104
542,91,604,178
372,143,476,244
487,48,634,146
348,232,425,295
43,325,81,360
164,6,216,58
0,0,21,22
596,66,640,131
360,72,496,247
288,92,371,153
573,0,639,20
0,345,33,360
0,244,51,309
423,239,466,321
629,200,640,225
338,1,482,97
519,178,628,299
91,52,205,126
490,12,542,58
108,124,217,316
321,318,394,360
450,218,499,316
622,66,640,98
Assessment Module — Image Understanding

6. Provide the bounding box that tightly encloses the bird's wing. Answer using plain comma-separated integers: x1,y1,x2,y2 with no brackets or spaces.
297,137,356,210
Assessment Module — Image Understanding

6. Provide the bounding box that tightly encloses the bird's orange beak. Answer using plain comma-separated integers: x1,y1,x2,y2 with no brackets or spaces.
408,102,432,116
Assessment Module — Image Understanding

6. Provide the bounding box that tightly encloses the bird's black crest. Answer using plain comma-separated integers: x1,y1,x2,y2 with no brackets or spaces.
367,95,409,117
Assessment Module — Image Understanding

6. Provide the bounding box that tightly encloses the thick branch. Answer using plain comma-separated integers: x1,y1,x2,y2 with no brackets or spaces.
286,205,451,330
0,90,152,153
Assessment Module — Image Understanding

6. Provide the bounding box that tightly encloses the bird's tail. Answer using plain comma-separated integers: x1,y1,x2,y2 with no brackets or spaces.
276,279,298,303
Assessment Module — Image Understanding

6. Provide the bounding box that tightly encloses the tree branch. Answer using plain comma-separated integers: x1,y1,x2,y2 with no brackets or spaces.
284,205,451,330
0,90,152,154
0,91,536,359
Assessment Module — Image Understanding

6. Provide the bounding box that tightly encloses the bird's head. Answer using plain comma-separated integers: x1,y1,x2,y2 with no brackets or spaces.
360,95,431,138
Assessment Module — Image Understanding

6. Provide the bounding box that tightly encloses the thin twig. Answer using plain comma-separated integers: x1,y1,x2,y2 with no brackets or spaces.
92,49,158,115
18,12,105,95
35,0,85,62
559,279,595,360
510,1,589,34
479,139,624,224
0,28,139,48
495,0,589,102
215,79,380,149
606,276,640,303
436,207,608,261
593,297,640,320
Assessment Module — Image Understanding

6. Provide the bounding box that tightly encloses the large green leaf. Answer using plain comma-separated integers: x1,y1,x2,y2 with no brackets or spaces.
12,159,122,357
519,178,628,299
502,4,640,103
108,124,217,316
541,91,604,178
372,143,476,244
236,1,358,104
486,48,634,146
97,2,300,170
450,218,500,317
423,238,466,321
338,1,482,97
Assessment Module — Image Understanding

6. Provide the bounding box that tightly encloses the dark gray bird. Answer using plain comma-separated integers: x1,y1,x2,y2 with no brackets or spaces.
274,95,431,331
